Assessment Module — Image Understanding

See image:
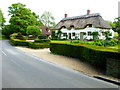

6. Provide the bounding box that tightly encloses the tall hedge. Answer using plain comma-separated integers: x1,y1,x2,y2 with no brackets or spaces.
50,42,119,69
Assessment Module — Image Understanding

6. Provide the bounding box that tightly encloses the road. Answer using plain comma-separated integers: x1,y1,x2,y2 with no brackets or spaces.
1,40,118,88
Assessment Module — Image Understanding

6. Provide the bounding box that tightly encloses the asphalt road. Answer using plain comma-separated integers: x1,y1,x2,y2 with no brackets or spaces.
1,40,119,88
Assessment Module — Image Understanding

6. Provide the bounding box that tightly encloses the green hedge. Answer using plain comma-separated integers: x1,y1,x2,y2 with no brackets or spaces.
71,39,118,47
29,42,49,49
50,42,119,69
38,35,47,39
9,37,30,46
34,39,50,43
9,37,50,49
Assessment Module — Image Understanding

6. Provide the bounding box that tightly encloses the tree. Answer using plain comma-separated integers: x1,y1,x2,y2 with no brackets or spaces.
113,17,120,34
40,11,56,28
8,3,41,35
107,21,116,31
26,26,41,38
2,25,14,38
32,12,44,26
0,9,6,29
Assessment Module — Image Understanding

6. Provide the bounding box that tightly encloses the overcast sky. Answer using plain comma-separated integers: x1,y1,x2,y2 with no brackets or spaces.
0,0,119,24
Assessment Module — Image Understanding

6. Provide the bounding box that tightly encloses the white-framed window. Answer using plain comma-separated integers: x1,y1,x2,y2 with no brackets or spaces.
72,32,75,36
63,33,67,36
88,31,92,36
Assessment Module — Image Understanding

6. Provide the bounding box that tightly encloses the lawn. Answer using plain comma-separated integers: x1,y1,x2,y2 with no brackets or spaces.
107,45,119,50
51,40,71,43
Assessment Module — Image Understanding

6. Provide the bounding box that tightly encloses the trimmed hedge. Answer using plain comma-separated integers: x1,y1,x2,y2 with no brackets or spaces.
29,42,49,49
50,42,119,69
9,37,50,49
38,35,47,39
9,37,30,46
34,39,50,43
71,39,118,47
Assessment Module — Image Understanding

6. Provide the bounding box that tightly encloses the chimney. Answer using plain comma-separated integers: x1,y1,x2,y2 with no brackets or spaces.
87,9,90,15
64,14,67,18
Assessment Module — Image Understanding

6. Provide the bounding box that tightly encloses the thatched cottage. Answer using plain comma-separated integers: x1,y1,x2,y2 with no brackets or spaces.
53,10,114,40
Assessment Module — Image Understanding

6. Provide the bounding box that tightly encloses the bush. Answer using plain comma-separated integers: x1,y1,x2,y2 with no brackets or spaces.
93,39,118,46
9,37,30,46
15,32,26,40
28,42,49,49
26,26,41,37
9,37,50,49
10,33,18,38
50,42,119,69
38,35,47,39
34,39,50,43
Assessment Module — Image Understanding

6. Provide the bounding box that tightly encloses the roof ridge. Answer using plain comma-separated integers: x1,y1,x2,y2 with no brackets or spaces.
62,13,101,21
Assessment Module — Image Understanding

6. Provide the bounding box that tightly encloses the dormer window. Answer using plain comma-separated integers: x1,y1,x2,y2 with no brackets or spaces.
61,26,66,29
70,25,74,29
85,24,93,28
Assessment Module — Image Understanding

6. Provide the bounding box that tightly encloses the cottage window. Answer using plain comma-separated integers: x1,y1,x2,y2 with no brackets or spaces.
63,33,67,36
72,33,75,36
102,32,105,36
61,26,66,29
85,24,93,28
88,32,92,36
70,25,74,29
89,24,92,27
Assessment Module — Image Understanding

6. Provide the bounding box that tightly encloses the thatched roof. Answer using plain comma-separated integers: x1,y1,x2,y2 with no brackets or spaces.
53,13,112,30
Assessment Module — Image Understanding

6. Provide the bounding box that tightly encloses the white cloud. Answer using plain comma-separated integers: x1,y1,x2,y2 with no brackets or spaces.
0,0,119,24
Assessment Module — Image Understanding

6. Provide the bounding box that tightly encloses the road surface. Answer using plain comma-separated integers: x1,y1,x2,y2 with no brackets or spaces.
1,40,118,88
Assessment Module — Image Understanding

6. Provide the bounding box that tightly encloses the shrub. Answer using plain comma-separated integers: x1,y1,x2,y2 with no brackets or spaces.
50,42,119,69
9,37,50,49
26,26,41,37
15,32,26,40
34,39,50,43
38,35,47,39
9,37,30,46
93,39,118,47
10,33,18,38
109,39,118,46
28,42,49,49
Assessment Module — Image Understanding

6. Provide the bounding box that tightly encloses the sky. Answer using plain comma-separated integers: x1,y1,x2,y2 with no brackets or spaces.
0,0,119,24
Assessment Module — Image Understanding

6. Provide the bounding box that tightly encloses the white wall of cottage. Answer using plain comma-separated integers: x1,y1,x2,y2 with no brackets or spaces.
55,27,114,40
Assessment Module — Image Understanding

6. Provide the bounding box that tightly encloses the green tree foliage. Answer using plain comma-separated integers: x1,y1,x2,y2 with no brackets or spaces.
104,31,112,40
32,12,44,26
91,32,99,40
8,3,42,35
56,30,62,40
107,21,116,30
40,11,56,28
113,17,120,34
0,8,6,29
2,25,14,38
26,26,41,37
